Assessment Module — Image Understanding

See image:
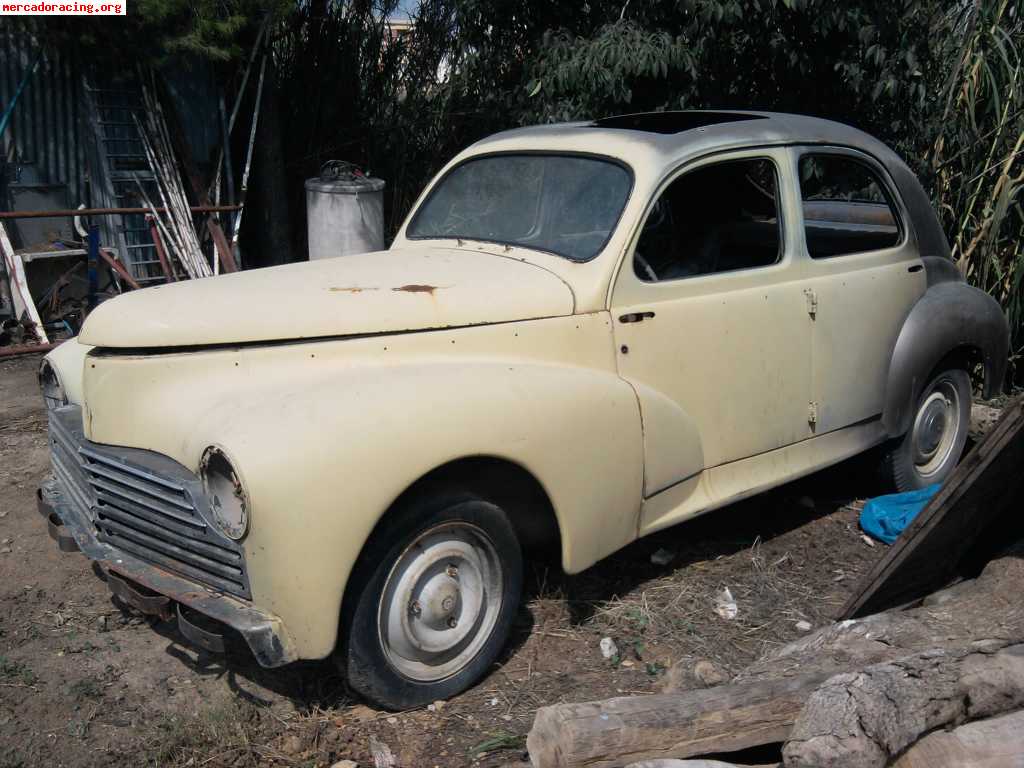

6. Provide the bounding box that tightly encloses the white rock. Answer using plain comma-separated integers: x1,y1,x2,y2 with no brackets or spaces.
795,620,812,632
714,587,738,620
600,637,619,659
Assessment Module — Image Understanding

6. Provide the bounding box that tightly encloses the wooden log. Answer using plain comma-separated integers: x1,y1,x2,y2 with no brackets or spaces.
626,761,779,768
892,709,1024,768
783,644,1024,768
527,672,831,768
527,554,1024,768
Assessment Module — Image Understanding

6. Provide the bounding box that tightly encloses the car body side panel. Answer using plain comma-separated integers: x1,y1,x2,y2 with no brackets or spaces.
882,280,1009,436
79,313,644,659
791,147,929,434
610,146,814,489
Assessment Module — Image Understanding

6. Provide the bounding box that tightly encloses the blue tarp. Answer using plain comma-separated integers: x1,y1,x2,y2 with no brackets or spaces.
860,484,941,544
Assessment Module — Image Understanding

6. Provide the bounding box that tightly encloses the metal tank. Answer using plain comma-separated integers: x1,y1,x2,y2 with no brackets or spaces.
305,162,386,260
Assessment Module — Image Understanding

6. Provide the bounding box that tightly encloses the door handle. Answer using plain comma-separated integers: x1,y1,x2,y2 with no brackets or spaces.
619,311,655,324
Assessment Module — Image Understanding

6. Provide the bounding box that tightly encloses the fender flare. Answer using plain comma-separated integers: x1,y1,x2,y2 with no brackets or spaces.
882,279,1008,437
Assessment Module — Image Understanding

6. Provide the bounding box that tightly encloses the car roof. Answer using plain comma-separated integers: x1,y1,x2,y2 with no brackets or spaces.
467,111,951,260
476,111,891,161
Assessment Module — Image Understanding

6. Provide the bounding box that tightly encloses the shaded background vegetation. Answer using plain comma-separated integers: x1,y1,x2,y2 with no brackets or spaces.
26,0,1024,382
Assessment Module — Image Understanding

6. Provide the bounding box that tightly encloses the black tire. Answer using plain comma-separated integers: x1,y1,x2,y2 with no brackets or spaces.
880,367,971,492
337,493,522,710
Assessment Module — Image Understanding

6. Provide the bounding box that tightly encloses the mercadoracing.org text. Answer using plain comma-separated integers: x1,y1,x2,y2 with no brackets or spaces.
2,1,124,13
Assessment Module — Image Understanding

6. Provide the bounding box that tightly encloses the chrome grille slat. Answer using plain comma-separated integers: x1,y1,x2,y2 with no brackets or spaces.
81,461,193,511
87,476,202,525
94,491,208,537
79,446,187,492
95,531,246,595
51,430,95,513
94,518,244,579
47,406,250,599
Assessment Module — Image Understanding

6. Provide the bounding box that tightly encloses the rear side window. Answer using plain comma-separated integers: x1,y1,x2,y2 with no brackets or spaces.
633,158,782,281
799,154,901,259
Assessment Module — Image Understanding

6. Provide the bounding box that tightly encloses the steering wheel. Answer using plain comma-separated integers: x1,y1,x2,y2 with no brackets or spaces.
635,251,659,281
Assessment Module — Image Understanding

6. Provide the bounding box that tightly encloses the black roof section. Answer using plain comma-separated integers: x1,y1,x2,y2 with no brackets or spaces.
593,111,765,134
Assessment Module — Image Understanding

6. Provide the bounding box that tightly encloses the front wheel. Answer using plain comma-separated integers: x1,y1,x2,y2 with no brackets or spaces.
338,495,522,710
880,367,971,492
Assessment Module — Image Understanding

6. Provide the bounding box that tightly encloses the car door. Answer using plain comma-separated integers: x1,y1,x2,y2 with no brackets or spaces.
610,148,813,499
794,148,928,434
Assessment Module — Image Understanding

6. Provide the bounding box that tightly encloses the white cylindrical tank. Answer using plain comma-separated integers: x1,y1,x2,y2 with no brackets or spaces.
305,163,386,260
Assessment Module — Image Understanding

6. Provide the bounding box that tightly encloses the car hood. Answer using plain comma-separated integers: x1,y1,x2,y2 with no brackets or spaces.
79,247,576,349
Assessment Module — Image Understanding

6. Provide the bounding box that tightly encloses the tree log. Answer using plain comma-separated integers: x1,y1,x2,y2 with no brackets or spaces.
892,709,1024,768
783,644,1024,768
528,672,831,768
527,554,1024,768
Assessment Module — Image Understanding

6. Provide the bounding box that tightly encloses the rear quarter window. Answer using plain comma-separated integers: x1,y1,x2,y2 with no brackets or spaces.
799,154,902,259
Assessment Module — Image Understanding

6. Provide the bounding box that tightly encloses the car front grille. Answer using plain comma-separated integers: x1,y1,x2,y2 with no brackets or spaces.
48,406,250,598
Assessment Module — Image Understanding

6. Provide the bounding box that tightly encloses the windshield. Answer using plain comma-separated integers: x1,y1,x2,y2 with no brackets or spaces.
407,154,632,261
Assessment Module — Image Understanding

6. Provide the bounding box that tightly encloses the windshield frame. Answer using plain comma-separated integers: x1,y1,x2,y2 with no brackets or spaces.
405,150,636,263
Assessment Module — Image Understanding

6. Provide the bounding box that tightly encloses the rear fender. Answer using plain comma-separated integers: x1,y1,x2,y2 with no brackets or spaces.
882,280,1009,437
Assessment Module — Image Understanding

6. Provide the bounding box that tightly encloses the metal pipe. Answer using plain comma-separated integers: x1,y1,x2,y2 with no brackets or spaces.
0,204,242,220
0,342,56,358
87,224,98,311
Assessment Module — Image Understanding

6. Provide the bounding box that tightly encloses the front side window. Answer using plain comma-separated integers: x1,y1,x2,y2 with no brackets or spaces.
407,154,632,262
798,154,901,258
633,157,782,282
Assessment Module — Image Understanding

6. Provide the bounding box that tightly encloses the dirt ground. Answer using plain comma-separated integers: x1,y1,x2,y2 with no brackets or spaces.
0,350,898,768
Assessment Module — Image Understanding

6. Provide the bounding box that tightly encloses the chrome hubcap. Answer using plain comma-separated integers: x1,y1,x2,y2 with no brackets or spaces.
911,378,960,477
379,523,502,682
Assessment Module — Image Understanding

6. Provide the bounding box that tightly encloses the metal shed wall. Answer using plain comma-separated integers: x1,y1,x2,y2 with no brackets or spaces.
0,22,87,205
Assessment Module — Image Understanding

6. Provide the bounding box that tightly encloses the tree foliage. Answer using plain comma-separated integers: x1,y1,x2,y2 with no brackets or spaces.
25,0,1022,379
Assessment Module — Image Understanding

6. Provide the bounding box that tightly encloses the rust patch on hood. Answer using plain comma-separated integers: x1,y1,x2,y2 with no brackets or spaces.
329,286,378,293
393,284,447,295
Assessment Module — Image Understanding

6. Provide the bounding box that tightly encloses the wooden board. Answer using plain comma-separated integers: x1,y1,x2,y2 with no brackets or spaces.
841,396,1024,619
0,222,48,343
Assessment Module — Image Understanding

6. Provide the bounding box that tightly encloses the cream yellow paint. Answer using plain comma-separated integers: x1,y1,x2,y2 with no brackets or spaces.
79,247,575,348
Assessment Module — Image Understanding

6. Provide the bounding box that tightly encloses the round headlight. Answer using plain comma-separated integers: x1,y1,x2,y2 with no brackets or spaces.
38,360,68,410
200,447,249,540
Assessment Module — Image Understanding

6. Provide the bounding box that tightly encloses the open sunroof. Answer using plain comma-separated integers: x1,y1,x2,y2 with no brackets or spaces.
593,112,765,135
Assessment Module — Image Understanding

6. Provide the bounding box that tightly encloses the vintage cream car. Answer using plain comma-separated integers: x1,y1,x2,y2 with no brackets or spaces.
38,111,1008,708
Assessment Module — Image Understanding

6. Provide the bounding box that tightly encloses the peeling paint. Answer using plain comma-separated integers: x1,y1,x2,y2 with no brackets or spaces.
393,284,446,295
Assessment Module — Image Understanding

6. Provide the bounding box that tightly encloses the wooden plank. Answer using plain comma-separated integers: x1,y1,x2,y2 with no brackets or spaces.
840,397,1024,619
1,221,49,343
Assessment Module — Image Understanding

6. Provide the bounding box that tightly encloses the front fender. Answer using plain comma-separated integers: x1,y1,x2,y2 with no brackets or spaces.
882,281,1008,437
219,360,643,657
44,338,94,405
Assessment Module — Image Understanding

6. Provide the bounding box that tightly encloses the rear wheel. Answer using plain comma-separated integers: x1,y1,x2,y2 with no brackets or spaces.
880,367,971,492
338,494,522,710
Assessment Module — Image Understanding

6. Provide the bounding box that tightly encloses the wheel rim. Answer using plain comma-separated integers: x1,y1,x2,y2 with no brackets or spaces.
378,522,503,682
911,377,961,478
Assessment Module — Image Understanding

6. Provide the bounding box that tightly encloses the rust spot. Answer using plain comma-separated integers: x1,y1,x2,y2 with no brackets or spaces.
329,286,377,293
393,284,445,294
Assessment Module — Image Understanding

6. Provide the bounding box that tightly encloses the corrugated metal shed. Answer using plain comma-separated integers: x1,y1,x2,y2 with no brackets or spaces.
0,21,87,206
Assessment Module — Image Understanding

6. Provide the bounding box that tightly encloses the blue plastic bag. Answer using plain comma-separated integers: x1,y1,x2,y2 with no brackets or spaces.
860,484,941,544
